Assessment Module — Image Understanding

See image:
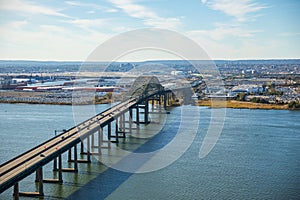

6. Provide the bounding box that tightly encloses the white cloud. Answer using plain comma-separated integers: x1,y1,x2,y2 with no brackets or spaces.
188,23,260,41
108,0,181,29
0,20,110,60
8,20,28,29
65,1,118,13
0,0,69,18
278,32,300,37
204,0,267,22
66,19,107,31
144,17,181,30
186,22,263,59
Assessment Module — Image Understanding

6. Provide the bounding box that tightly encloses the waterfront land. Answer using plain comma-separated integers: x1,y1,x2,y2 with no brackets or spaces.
0,91,113,105
0,60,299,110
0,90,293,110
197,99,288,110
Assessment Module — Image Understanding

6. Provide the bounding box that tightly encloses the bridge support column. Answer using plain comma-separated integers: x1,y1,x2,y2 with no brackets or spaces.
159,94,162,112
74,144,78,171
136,106,140,128
129,108,133,133
21,168,44,197
163,93,167,110
13,182,19,200
122,113,126,134
53,157,58,171
151,99,154,111
68,148,72,162
108,123,111,148
35,169,39,182
91,133,95,148
80,141,84,154
119,115,123,137
18,167,44,199
144,100,149,124
58,154,63,182
119,113,126,138
120,115,123,133
37,167,44,196
98,128,102,154
87,135,91,162
114,117,119,143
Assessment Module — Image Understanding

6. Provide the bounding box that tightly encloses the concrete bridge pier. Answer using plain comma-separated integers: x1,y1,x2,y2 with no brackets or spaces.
90,127,109,154
118,113,126,138
78,137,91,163
88,136,91,162
91,134,95,150
158,94,162,112
163,93,167,110
98,128,102,154
144,99,149,124
167,93,171,106
109,117,120,143
151,98,155,111
80,141,84,154
11,150,67,196
124,108,136,133
62,144,79,172
98,126,111,149
53,157,58,171
115,117,120,142
46,154,64,183
17,167,44,198
68,148,72,162
135,105,140,127
13,182,18,200
129,108,133,133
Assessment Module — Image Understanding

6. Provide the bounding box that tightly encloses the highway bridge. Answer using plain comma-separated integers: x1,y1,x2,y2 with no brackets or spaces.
0,76,174,199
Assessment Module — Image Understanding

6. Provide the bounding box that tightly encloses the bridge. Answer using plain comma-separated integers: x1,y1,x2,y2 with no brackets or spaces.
0,76,174,199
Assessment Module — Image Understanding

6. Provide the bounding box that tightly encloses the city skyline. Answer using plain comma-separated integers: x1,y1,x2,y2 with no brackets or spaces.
0,0,299,61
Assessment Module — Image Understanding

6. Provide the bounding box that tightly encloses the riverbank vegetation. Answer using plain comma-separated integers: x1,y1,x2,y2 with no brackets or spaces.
197,100,288,110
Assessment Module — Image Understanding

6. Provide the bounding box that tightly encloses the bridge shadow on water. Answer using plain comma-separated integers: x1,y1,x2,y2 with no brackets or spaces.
66,109,180,200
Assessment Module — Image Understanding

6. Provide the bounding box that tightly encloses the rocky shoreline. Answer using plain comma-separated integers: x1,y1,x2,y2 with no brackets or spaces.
0,91,112,105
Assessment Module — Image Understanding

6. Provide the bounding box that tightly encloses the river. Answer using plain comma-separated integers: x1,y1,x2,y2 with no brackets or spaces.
0,103,299,199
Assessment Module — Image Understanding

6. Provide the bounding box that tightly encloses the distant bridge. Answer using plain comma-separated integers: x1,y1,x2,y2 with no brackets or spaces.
0,76,174,199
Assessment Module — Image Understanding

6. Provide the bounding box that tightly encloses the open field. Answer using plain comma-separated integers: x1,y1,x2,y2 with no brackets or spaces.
197,99,288,110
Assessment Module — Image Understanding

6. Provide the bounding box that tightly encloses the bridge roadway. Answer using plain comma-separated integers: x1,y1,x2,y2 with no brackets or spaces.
0,97,138,193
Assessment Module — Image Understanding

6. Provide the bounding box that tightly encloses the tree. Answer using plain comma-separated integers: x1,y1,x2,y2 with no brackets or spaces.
236,92,246,101
288,101,300,110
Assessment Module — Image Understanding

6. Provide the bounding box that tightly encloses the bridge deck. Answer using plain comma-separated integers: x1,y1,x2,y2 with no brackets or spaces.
0,98,138,193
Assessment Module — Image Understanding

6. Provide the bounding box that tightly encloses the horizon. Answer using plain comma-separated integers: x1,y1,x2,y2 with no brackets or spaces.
0,58,300,63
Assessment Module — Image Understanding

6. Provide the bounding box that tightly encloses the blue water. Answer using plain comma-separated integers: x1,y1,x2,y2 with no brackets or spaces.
0,104,299,199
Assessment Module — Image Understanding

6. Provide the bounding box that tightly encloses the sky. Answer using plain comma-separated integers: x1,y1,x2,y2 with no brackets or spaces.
0,0,299,61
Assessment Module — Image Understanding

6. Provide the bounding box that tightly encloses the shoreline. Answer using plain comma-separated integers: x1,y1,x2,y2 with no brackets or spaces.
0,91,296,110
0,91,113,105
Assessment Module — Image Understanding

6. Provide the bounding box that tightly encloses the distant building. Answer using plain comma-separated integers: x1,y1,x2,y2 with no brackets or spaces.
230,85,264,95
171,71,184,76
242,69,256,75
0,76,27,89
0,76,12,89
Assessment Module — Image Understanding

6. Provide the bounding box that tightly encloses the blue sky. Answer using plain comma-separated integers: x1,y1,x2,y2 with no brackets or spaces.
0,0,299,61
